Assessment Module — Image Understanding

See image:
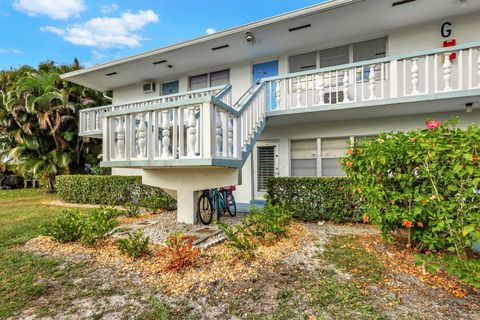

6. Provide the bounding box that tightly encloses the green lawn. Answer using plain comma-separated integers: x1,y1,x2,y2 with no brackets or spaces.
0,189,74,318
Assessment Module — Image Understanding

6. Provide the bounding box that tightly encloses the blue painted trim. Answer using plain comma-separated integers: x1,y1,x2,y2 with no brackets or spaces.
267,89,480,117
214,84,232,100
235,202,251,213
263,40,480,82
240,118,267,166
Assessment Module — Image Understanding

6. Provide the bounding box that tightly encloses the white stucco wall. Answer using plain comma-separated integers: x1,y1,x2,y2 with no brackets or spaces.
233,109,480,204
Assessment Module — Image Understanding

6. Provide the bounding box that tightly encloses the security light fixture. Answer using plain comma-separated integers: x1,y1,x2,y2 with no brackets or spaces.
466,103,473,113
245,32,256,46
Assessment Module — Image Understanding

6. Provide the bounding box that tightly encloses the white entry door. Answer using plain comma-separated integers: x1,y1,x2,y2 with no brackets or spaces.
254,141,279,199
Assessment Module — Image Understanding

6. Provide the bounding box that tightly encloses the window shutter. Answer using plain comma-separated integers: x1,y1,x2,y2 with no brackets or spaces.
189,74,208,90
257,146,275,192
353,38,387,62
291,140,317,177
319,45,349,68
289,52,317,73
210,69,230,87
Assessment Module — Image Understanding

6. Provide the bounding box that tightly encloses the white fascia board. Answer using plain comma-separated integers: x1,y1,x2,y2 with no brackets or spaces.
60,0,360,81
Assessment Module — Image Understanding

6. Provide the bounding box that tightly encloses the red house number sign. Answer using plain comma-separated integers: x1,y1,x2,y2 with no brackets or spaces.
441,22,456,61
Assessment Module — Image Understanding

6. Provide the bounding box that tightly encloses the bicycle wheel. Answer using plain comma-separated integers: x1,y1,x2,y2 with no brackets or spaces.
226,193,237,217
198,193,213,225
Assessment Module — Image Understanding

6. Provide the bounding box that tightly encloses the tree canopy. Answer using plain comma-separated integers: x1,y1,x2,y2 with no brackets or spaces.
0,59,110,190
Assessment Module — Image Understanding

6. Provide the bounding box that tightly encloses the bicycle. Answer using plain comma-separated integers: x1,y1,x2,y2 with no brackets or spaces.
197,186,237,225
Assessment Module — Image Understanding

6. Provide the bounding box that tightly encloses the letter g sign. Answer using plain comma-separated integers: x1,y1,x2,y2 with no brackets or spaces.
441,22,452,38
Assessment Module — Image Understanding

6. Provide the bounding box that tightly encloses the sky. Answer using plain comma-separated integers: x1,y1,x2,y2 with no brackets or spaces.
0,0,325,70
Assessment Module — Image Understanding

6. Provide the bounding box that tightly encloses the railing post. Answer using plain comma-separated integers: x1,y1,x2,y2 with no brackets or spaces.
275,80,281,109
368,65,377,99
215,108,223,156
316,74,324,105
343,70,350,102
102,116,109,161
296,78,302,107
201,102,214,159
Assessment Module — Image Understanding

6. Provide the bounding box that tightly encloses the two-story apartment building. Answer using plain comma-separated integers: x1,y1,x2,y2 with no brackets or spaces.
62,0,480,224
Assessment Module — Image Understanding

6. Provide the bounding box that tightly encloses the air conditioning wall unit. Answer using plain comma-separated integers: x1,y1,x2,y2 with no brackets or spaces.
143,81,156,94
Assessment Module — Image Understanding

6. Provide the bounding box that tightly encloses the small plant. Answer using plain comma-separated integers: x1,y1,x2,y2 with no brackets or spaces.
247,203,292,241
124,199,141,217
414,253,480,289
163,232,200,272
217,222,258,259
81,207,119,246
117,229,150,258
141,192,177,213
43,209,83,243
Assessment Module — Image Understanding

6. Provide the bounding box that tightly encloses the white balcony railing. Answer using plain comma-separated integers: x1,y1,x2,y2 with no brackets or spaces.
79,85,231,137
263,41,480,111
101,82,267,166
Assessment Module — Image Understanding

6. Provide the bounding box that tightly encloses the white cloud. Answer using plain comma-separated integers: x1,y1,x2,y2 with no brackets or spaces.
42,10,159,49
40,26,65,36
100,3,119,14
13,0,86,20
206,28,216,35
91,50,107,61
0,48,24,54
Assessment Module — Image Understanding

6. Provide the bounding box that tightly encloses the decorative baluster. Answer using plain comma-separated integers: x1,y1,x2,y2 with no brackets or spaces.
275,80,281,108
228,116,234,157
296,78,302,107
342,70,350,102
187,107,197,157
316,74,324,105
443,53,452,91
116,117,125,159
216,110,223,156
411,58,419,95
138,114,146,157
161,110,170,158
368,65,377,99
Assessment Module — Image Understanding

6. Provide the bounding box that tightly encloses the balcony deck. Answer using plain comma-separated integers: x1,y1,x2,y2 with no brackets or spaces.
78,41,480,168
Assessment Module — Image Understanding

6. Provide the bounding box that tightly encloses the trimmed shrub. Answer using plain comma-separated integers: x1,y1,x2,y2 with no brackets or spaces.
117,230,150,258
43,209,83,243
341,118,480,253
55,175,176,210
141,192,177,213
266,177,361,222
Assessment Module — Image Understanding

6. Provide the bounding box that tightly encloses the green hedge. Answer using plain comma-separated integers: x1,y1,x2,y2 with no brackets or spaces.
266,177,361,222
55,175,176,209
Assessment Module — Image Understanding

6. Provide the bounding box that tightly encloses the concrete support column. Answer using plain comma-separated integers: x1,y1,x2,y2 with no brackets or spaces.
176,189,199,224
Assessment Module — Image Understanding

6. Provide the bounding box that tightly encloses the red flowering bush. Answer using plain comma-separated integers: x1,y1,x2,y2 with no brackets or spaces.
341,118,480,254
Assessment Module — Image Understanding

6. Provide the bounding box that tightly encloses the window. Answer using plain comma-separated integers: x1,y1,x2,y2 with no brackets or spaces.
189,74,209,90
321,138,349,177
319,45,350,68
291,140,317,177
288,38,387,72
210,69,230,87
189,69,230,90
289,52,317,73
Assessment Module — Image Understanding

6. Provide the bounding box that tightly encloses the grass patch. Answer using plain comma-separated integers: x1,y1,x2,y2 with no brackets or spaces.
323,234,384,283
308,269,386,320
0,189,81,318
